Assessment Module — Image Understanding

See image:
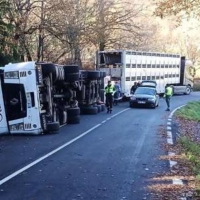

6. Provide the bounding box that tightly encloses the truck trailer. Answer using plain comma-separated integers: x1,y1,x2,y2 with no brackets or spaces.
0,61,105,135
96,50,193,99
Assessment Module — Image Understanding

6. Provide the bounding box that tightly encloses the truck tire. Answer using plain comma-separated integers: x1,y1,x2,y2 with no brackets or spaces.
87,71,100,79
47,122,60,132
94,105,101,113
184,86,191,95
67,115,80,124
65,73,79,82
81,106,98,115
101,104,106,111
41,63,56,76
59,111,67,125
100,71,106,78
67,107,80,117
64,65,79,74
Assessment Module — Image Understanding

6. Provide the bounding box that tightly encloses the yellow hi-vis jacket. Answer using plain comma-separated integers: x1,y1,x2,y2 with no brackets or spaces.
164,86,173,97
105,85,115,95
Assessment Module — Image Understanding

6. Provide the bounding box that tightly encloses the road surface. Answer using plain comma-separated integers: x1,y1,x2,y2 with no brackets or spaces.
0,93,199,200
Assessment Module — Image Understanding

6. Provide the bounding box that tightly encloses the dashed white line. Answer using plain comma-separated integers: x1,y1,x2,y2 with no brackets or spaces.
167,105,187,188
168,152,175,156
0,108,130,186
167,126,172,131
167,138,173,145
169,160,177,168
173,179,184,185
167,122,171,126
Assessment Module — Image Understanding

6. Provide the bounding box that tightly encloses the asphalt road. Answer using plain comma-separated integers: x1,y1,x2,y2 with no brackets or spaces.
0,92,200,200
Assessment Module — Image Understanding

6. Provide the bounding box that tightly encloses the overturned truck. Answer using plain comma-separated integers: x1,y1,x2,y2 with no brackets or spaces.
0,61,106,135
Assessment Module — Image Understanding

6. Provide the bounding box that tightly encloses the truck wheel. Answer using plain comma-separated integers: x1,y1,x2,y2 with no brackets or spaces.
68,116,80,124
41,63,56,76
94,105,101,113
59,111,67,125
87,71,101,79
81,106,98,115
65,73,79,82
184,86,191,95
64,65,79,74
100,71,106,78
47,122,60,132
67,107,80,117
101,104,106,111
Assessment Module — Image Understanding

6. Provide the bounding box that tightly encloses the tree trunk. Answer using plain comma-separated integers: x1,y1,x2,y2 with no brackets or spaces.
74,47,82,69
99,42,105,51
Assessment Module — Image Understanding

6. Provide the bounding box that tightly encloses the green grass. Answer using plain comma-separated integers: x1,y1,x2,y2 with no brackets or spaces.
175,101,200,121
179,137,200,175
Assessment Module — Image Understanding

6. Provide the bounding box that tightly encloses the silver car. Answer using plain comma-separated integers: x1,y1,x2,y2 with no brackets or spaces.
129,81,159,108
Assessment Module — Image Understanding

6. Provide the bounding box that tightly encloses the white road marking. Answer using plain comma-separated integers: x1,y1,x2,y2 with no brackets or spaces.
167,104,187,187
167,131,172,137
169,160,177,168
173,179,183,185
169,105,186,118
168,152,175,156
167,126,172,131
0,108,130,186
167,138,173,145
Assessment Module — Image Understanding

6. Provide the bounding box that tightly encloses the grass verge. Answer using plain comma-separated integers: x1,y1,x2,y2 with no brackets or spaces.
175,101,200,121
175,101,200,197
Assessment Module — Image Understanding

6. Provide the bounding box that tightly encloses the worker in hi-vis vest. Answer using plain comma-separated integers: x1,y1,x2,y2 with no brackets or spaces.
105,81,115,113
163,84,173,111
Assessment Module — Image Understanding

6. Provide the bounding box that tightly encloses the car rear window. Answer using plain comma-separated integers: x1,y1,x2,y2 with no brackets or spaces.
135,87,155,95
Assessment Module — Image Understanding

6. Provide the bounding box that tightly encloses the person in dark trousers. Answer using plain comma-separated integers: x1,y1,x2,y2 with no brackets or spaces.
113,81,121,105
105,81,115,113
163,84,173,111
130,82,138,94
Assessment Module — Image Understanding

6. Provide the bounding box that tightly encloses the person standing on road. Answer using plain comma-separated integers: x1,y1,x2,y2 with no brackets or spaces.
130,82,138,94
163,84,173,111
105,81,115,113
113,81,121,106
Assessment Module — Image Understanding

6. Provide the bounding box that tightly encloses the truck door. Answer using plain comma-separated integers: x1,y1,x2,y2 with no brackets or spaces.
0,71,9,134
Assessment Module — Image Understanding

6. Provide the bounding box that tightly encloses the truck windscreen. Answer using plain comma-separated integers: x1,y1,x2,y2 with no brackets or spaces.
4,83,27,121
100,52,122,65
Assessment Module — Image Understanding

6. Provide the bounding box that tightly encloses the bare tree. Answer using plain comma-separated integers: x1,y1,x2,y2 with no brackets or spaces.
6,0,44,61
88,0,143,51
154,0,200,21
